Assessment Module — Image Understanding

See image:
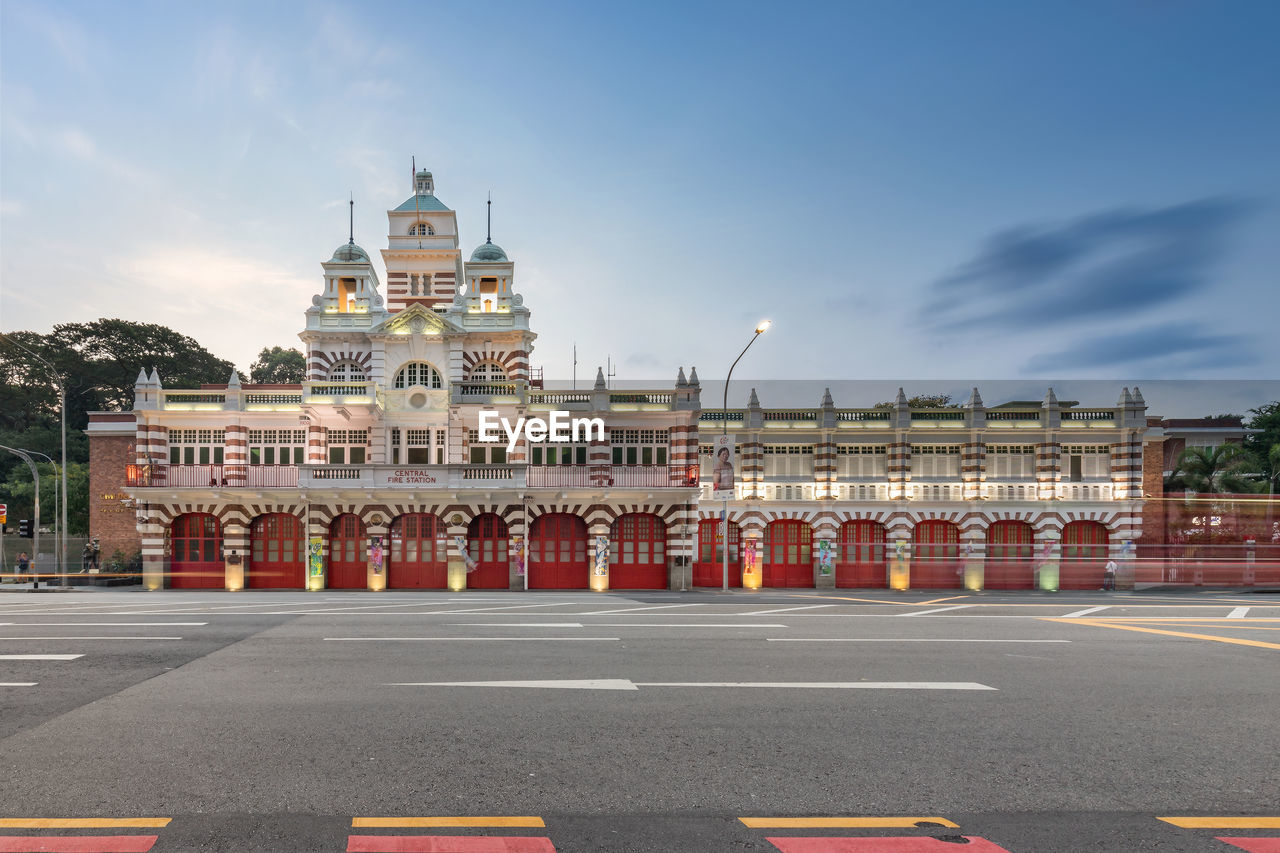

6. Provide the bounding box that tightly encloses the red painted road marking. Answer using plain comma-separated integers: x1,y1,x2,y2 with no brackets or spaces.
0,837,157,853
347,837,556,853
1216,840,1280,853
767,837,1014,852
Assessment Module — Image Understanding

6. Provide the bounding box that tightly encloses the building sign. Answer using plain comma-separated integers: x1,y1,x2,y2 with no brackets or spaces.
712,434,735,500
380,469,439,485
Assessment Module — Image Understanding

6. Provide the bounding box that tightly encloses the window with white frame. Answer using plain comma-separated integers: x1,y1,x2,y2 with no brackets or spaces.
467,361,508,383
394,362,443,389
168,429,225,465
987,445,1036,479
247,429,305,465
1063,444,1111,481
610,429,669,465
836,445,887,479
763,444,815,479
910,445,961,479
468,428,506,464
392,427,445,465
326,429,368,465
327,360,366,382
409,222,435,236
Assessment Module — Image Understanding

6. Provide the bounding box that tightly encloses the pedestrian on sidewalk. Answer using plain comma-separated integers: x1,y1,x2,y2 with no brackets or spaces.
15,552,30,583
1102,558,1117,591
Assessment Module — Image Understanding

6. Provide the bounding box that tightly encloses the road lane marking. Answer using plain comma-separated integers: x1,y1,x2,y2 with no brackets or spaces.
741,817,959,828
390,679,996,690
741,605,837,615
1061,606,1111,618
457,623,584,627
347,837,555,852
325,637,618,642
0,630,185,637
0,683,38,687
0,836,159,852
764,837,1012,852
901,605,975,616
423,603,581,614
597,623,787,628
766,638,1068,643
0,820,171,829
0,623,207,627
1055,619,1280,650
353,817,545,828
0,654,84,660
575,603,706,615
914,596,971,606
1228,607,1251,618
1158,817,1280,828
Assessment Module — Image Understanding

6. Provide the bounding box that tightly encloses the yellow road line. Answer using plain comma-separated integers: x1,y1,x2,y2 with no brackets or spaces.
915,596,971,606
353,817,545,828
1050,619,1280,650
1093,617,1280,622
1100,622,1280,630
0,818,172,828
1158,816,1280,829
739,817,959,828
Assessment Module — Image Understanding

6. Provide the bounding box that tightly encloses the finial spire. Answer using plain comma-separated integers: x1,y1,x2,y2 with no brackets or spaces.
486,191,492,244
348,193,354,244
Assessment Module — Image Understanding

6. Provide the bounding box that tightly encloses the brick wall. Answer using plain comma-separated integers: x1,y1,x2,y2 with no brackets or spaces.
89,433,142,558
1140,436,1167,547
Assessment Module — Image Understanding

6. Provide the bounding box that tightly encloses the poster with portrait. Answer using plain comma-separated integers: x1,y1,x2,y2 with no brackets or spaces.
594,535,609,577
510,535,526,576
370,536,384,575
742,537,758,579
455,535,478,572
712,434,736,500
817,538,833,576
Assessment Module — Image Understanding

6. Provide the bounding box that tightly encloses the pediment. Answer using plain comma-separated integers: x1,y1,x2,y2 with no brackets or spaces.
370,304,463,337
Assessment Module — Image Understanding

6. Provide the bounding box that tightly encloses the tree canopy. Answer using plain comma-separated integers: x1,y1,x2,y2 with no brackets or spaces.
872,394,960,409
249,346,306,384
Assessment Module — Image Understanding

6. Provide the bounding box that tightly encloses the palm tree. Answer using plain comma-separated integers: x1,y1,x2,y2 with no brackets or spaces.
1165,444,1257,495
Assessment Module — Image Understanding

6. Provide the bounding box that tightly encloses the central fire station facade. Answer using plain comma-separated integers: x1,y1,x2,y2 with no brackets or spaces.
88,169,1148,592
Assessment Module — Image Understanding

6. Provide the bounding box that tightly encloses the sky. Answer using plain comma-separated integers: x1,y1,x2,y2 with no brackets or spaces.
2,0,1278,413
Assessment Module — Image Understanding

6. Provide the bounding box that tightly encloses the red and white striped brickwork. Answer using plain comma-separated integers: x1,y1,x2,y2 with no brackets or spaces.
887,440,910,500
962,441,985,500
224,424,247,485
814,437,836,499
1036,442,1061,500
740,439,763,499
306,348,373,381
1110,435,1143,500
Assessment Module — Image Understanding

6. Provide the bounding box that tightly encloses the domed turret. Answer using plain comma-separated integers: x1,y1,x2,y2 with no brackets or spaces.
470,241,508,262
331,241,370,263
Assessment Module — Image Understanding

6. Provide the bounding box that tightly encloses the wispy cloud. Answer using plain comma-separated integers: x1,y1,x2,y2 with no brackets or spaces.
929,198,1258,332
1024,321,1257,375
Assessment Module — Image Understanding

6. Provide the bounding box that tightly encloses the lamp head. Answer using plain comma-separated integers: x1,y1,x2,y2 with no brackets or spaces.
755,319,772,334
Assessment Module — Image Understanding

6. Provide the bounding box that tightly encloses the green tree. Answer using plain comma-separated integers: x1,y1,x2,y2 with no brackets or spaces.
2,461,89,537
249,346,306,384
872,394,960,409
1245,401,1280,459
1165,444,1258,495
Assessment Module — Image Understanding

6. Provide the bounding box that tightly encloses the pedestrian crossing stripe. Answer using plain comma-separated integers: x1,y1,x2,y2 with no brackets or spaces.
741,817,960,828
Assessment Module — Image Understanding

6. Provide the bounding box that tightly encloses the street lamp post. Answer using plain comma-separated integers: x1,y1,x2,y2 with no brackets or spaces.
20,450,59,576
722,320,771,591
0,335,69,588
0,445,41,588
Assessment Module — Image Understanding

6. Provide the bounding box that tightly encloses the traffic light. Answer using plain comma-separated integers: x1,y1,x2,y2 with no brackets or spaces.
17,519,32,538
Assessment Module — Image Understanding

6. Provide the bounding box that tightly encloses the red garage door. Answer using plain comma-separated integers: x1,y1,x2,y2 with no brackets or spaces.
610,513,667,589
170,513,223,589
836,520,886,588
986,521,1034,590
467,513,510,589
913,520,961,589
389,513,447,589
529,514,588,589
328,513,367,589
763,520,813,588
249,513,304,589
694,518,741,587
1061,520,1109,590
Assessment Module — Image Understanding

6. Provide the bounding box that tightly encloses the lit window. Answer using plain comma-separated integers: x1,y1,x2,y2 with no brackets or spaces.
327,360,367,382
394,362,443,389
409,222,435,236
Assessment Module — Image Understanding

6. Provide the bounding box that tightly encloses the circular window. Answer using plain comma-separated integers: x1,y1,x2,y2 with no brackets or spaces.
409,391,428,409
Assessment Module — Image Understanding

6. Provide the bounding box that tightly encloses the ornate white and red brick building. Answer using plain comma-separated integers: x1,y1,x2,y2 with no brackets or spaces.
87,168,1149,592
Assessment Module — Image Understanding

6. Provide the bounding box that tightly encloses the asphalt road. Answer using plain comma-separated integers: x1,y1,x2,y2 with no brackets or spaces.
0,587,1277,852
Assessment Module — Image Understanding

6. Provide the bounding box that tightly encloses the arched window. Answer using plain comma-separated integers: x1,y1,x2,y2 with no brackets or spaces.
409,222,435,236
394,362,443,389
468,361,508,383
327,360,366,382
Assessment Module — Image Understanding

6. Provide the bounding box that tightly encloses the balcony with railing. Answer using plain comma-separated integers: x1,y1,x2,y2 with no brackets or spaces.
527,464,699,489
303,381,379,407
125,464,299,488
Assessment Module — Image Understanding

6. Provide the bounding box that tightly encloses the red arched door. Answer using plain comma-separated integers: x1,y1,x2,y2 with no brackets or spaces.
986,521,1034,589
249,513,304,589
170,513,223,589
1061,520,1110,590
763,520,813,588
913,520,961,588
695,518,741,587
389,513,447,589
467,513,510,589
836,520,886,588
328,514,367,589
610,513,667,589
529,514,588,589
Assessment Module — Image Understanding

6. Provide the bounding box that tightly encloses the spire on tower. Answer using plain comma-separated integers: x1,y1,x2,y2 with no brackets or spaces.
486,192,492,245
348,193,354,244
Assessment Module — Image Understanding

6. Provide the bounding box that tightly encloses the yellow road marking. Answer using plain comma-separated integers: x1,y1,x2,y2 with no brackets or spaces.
1100,622,1280,630
353,817,545,828
0,818,172,828
1093,617,1280,622
915,596,971,606
739,817,959,828
1158,816,1280,828
1050,619,1280,650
